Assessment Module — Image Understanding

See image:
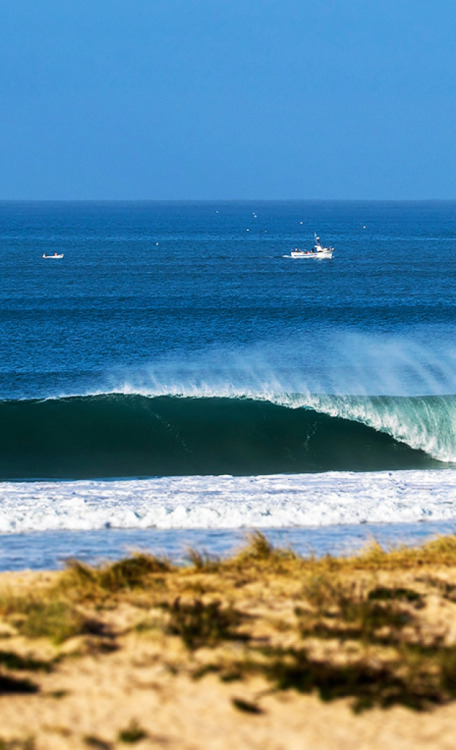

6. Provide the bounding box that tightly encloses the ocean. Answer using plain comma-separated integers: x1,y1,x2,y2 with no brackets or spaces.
2,200,456,570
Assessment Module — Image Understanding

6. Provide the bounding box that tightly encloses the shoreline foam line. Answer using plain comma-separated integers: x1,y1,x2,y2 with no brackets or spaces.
1,469,456,534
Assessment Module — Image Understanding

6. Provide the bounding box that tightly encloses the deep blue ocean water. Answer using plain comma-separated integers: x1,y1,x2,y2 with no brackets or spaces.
1,200,456,394
2,200,456,568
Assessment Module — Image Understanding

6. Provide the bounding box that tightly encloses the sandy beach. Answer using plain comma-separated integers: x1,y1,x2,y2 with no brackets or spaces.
2,533,456,749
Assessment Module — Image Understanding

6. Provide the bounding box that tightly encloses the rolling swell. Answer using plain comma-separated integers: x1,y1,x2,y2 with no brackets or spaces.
0,394,441,479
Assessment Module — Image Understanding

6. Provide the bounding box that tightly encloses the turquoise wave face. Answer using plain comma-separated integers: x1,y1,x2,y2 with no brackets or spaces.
0,394,443,480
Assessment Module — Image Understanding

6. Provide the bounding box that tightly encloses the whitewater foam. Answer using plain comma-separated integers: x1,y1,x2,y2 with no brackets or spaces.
1,470,456,534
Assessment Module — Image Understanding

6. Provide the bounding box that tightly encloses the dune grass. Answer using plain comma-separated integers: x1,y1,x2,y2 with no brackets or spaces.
3,533,456,714
58,553,171,598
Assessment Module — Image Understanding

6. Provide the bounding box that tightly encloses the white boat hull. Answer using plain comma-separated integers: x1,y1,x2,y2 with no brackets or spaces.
290,249,333,259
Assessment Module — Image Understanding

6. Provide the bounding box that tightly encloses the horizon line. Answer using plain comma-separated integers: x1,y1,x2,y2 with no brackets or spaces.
1,197,456,203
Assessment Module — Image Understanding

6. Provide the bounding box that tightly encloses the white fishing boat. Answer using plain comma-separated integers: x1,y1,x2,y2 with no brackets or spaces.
42,252,64,259
290,234,334,259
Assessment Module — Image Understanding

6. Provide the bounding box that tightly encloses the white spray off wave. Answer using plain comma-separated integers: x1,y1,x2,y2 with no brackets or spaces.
98,331,456,462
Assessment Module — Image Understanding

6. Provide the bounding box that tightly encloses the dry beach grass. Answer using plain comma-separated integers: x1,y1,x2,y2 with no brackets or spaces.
2,532,456,748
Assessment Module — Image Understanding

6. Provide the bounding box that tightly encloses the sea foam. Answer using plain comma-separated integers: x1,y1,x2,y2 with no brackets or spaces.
1,469,456,534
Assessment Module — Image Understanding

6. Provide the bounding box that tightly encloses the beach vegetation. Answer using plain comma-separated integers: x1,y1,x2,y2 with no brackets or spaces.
186,547,220,572
346,534,456,570
231,697,263,714
0,739,35,750
4,532,456,726
83,736,112,749
367,586,424,605
15,599,106,645
59,553,171,598
0,650,52,672
165,597,245,650
117,721,147,743
239,530,275,560
260,646,442,712
228,531,297,570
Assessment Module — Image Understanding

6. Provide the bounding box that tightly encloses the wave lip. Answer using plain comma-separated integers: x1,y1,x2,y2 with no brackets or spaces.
0,392,446,480
1,470,456,534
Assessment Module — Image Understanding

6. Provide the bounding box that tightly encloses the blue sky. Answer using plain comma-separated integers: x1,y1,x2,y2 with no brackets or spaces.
1,0,455,199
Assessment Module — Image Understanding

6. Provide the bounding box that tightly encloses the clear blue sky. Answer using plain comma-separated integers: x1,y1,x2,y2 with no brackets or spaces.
1,0,455,200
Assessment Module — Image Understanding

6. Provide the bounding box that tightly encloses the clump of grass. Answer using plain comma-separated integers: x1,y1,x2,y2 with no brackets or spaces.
301,572,342,615
166,597,244,650
287,534,456,577
186,547,220,572
84,736,112,749
231,697,263,714
12,598,106,645
241,531,275,560
13,599,83,643
299,574,414,646
348,535,456,570
421,534,456,560
338,594,411,633
220,669,244,682
99,555,170,590
229,532,297,572
0,650,52,672
117,721,147,743
61,554,171,597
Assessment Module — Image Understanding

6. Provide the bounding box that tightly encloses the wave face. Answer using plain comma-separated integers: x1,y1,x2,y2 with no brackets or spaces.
0,392,449,480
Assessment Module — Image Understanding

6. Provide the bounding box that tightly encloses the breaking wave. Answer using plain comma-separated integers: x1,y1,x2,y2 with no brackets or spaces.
0,391,452,479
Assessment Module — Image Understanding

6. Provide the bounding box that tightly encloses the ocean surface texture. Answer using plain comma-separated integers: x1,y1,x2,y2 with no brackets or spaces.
1,201,456,568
